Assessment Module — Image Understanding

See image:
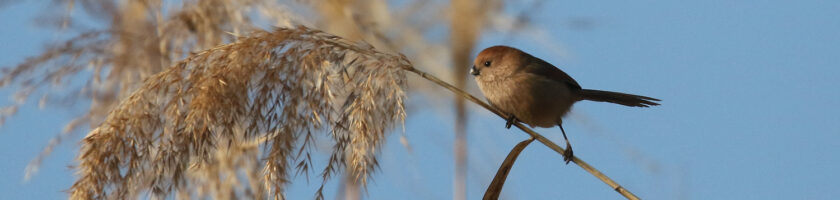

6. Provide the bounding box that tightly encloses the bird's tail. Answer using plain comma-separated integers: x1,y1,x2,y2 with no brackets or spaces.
579,89,661,107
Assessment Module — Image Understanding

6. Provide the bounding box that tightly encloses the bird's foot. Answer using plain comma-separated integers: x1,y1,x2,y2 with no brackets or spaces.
505,115,519,129
563,143,574,164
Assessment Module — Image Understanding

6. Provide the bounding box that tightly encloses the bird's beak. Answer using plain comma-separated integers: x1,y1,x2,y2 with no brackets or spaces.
470,65,480,76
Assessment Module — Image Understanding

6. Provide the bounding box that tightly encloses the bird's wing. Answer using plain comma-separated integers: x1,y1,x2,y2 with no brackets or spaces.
523,56,582,90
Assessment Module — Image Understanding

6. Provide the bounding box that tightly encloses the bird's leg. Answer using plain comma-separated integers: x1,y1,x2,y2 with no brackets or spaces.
505,115,519,129
558,123,574,164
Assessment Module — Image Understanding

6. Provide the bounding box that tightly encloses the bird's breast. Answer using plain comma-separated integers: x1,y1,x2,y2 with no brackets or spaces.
476,73,576,128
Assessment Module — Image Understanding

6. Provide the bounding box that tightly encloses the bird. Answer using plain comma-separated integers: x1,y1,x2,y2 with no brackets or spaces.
470,45,660,164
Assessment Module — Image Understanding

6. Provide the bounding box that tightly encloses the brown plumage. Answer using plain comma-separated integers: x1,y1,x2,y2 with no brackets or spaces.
470,45,660,163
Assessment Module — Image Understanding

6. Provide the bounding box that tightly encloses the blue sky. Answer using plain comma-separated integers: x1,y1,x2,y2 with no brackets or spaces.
2,0,840,199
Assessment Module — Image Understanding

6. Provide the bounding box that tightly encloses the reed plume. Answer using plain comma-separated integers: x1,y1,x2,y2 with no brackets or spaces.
69,26,408,199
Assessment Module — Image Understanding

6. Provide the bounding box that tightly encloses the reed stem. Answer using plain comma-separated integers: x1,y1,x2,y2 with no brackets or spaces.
404,66,640,200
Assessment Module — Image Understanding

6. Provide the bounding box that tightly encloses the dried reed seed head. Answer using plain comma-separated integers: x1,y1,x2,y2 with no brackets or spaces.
70,26,409,199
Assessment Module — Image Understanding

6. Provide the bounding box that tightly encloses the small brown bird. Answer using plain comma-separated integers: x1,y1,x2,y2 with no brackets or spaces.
470,46,660,164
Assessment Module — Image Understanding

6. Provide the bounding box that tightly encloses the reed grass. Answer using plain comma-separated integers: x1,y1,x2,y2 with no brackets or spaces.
1,1,636,199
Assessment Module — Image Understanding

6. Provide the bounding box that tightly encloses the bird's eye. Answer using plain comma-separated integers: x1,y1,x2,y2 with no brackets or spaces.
483,61,492,67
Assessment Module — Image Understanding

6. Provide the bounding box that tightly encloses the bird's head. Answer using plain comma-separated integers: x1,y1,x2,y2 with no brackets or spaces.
471,45,523,79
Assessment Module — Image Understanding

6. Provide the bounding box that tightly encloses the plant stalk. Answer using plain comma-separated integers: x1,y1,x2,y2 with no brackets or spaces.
404,67,640,200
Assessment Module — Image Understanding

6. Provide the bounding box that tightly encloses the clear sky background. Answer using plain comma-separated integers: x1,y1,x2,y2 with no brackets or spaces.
2,0,839,199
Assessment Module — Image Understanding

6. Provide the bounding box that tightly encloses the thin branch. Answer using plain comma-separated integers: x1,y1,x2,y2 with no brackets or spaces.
403,67,640,200
483,137,535,200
